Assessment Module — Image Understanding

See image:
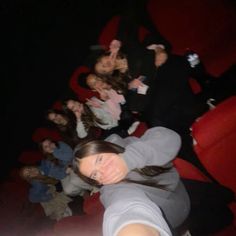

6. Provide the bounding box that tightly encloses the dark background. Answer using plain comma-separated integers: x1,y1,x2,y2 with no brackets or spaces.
2,0,124,179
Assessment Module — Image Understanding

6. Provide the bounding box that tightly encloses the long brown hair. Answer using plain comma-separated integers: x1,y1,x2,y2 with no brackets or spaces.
73,140,171,189
63,100,105,132
45,109,80,148
38,138,60,165
95,52,129,94
81,103,105,130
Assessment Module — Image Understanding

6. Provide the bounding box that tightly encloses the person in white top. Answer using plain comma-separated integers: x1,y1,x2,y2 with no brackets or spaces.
64,99,118,138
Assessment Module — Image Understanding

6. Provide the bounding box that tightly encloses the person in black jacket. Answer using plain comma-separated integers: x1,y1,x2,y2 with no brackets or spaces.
145,46,208,130
144,46,210,167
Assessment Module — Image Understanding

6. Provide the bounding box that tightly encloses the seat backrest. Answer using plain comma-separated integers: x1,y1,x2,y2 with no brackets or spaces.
32,127,62,143
18,150,44,165
191,96,236,192
69,66,99,102
192,96,236,153
173,158,210,182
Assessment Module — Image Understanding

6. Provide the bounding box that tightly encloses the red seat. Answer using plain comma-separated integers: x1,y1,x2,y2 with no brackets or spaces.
98,15,120,48
188,77,202,94
99,0,236,77
51,100,63,110
69,66,99,102
191,96,236,230
148,0,236,76
173,158,210,182
98,16,151,49
32,127,62,143
18,150,44,165
191,96,236,192
83,192,104,215
54,213,103,236
131,122,148,138
1,171,51,235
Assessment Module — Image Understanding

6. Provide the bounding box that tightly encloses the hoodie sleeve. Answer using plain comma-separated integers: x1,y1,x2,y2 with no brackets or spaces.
53,141,73,163
122,127,181,171
103,189,172,236
76,120,88,138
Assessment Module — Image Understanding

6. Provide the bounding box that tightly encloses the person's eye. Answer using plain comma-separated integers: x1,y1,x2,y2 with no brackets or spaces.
97,155,103,164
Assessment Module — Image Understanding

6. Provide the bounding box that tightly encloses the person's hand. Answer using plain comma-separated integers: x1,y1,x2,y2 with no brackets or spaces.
86,98,102,108
74,110,82,119
99,155,128,185
116,58,128,72
109,39,121,53
96,88,110,101
109,39,122,61
128,77,144,90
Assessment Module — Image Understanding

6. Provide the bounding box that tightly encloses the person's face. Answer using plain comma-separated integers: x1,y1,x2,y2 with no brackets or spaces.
95,56,115,75
87,75,110,91
78,152,126,185
48,112,67,125
22,167,40,179
67,100,84,115
42,139,56,154
155,51,168,67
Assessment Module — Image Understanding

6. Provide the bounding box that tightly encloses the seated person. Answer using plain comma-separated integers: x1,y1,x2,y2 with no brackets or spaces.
63,99,119,139
39,138,95,197
72,127,190,235
86,73,140,136
143,46,210,166
39,138,73,166
144,45,209,130
94,43,155,114
46,109,81,148
20,165,72,221
72,126,234,235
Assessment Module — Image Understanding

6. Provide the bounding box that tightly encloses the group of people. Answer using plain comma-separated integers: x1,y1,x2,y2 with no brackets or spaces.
20,4,234,236
20,138,96,220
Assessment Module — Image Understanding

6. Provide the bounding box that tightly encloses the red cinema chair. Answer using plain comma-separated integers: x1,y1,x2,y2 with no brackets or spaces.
69,66,99,102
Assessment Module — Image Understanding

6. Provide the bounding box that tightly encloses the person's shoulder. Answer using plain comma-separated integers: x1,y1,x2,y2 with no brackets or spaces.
57,141,71,150
31,179,46,189
141,127,180,141
105,134,126,146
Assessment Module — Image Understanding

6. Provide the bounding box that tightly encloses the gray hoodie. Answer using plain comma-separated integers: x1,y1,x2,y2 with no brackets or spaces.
102,127,190,236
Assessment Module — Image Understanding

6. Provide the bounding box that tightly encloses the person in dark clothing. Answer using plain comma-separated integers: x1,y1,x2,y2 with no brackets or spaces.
182,179,234,236
144,46,211,170
145,46,208,130
90,0,171,114
94,46,157,114
94,2,211,170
